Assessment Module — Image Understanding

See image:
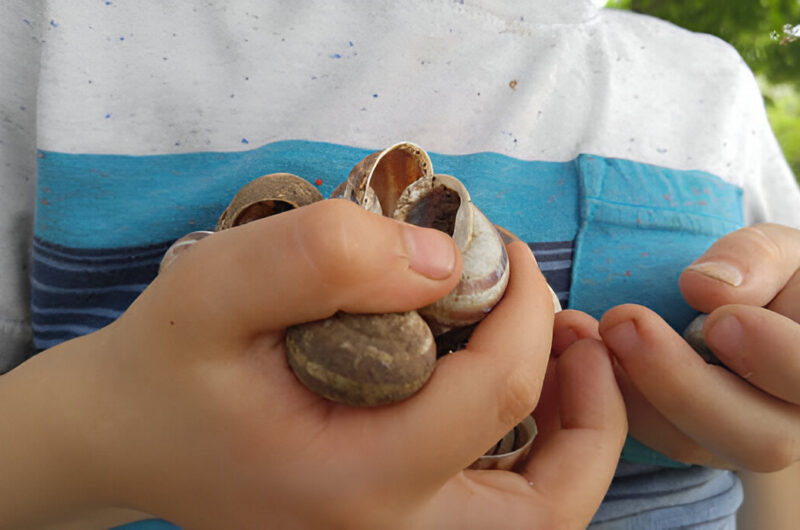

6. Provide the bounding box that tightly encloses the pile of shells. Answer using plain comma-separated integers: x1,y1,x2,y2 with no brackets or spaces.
160,141,555,471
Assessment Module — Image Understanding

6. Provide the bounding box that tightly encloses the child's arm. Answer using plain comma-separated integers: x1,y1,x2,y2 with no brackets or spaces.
0,200,626,529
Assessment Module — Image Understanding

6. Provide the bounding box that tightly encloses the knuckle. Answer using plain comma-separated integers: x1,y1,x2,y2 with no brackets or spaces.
298,200,374,288
736,225,783,262
496,366,540,427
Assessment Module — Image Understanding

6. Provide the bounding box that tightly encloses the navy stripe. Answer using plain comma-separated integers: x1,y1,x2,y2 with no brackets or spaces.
34,238,171,262
34,251,164,273
30,236,575,350
529,240,573,308
31,239,166,350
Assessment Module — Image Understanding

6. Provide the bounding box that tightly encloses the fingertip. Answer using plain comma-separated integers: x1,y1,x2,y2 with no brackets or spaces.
678,267,738,313
552,310,600,356
679,224,800,311
557,339,626,434
521,339,627,527
598,304,645,336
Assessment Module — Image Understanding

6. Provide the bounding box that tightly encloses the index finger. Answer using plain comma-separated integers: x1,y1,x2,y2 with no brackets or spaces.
679,223,800,312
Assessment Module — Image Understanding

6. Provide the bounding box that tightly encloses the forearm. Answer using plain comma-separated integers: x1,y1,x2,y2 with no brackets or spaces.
0,335,117,528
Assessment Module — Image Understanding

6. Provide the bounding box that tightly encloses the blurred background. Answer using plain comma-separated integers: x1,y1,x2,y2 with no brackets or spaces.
608,0,800,183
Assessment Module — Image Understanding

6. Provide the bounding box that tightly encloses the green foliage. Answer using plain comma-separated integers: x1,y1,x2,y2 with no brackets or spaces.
608,0,800,180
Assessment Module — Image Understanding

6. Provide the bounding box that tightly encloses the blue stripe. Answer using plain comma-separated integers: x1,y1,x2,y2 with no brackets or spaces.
35,140,582,248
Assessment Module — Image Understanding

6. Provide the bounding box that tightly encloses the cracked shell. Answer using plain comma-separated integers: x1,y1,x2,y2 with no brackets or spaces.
216,172,324,230
332,142,433,215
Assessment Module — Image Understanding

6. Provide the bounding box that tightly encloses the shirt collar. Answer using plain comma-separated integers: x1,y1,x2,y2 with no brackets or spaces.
462,0,606,25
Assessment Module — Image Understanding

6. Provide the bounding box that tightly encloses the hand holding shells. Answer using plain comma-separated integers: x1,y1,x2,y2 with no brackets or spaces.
159,142,553,470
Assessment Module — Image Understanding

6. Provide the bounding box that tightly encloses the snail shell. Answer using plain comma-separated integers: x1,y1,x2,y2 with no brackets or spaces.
332,142,433,215
285,311,436,406
470,415,538,471
394,173,510,335
337,142,511,336
209,171,437,407
160,173,322,272
216,172,324,230
683,313,724,366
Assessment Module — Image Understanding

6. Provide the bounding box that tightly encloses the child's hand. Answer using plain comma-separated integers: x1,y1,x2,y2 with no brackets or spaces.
1,199,626,529
595,223,800,471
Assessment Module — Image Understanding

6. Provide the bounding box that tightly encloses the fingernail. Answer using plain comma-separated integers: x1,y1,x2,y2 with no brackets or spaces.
686,261,743,287
705,314,744,365
403,226,457,280
602,320,641,356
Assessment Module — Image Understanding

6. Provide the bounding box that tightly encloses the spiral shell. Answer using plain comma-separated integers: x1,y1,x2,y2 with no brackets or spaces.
339,142,511,336
217,173,324,230
332,142,433,215
209,171,437,407
285,311,436,406
470,415,538,471
393,172,510,335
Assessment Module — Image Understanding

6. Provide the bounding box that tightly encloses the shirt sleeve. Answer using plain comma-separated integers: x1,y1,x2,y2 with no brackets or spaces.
735,58,800,228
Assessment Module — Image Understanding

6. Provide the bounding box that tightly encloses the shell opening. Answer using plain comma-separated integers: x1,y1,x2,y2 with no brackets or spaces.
366,146,430,215
402,185,461,237
233,200,296,226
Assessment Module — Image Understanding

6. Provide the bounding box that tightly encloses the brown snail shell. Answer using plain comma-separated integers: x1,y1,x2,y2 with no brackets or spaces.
216,172,324,230
470,415,538,471
338,142,512,337
332,142,433,216
285,311,436,406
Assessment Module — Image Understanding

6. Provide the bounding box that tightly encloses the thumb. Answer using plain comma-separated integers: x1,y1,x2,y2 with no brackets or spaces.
144,199,462,343
679,223,800,312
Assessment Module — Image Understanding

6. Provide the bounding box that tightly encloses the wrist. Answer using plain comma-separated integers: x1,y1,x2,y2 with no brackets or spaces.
0,332,122,527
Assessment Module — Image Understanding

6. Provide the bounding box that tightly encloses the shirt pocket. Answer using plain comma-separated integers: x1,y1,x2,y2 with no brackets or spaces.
569,154,744,467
